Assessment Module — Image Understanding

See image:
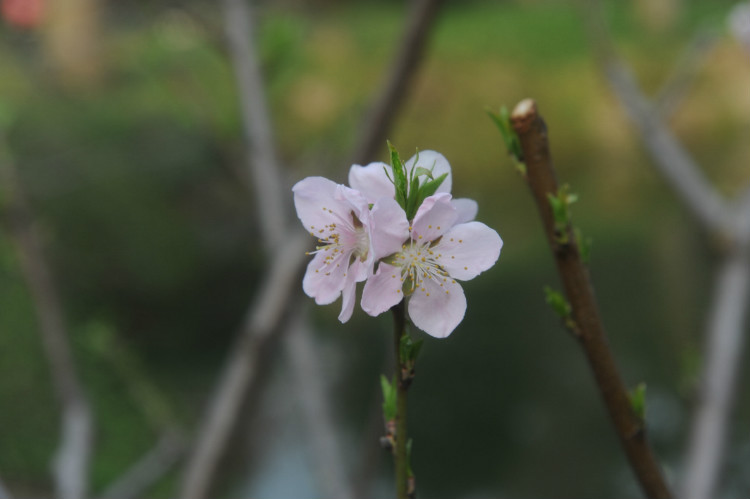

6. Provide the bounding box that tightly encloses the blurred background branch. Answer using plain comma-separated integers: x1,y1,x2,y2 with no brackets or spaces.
582,2,750,498
0,135,93,499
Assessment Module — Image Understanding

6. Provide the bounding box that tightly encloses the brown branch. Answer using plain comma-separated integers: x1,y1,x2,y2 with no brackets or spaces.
510,99,672,499
0,137,93,499
350,0,444,165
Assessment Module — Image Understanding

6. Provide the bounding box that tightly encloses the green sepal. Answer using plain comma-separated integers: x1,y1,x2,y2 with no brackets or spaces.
388,141,408,211
413,166,434,179
629,382,647,421
487,105,525,174
544,286,571,319
380,374,397,422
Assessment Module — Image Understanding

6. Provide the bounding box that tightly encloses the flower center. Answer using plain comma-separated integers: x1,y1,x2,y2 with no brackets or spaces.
396,238,448,295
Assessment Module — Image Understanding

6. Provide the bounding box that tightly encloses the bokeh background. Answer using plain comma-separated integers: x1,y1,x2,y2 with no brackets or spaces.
1,0,749,498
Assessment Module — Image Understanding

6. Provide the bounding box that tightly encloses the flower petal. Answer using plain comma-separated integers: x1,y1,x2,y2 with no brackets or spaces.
293,177,356,234
302,250,349,305
361,262,404,317
404,150,452,194
439,222,503,281
348,162,395,204
407,277,466,338
370,198,409,260
411,193,457,241
452,198,478,224
338,260,363,323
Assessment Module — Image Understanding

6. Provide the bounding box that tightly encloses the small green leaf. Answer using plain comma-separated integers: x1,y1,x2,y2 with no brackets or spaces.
544,286,571,319
413,166,434,179
381,374,397,422
547,185,578,244
629,382,647,421
487,106,525,172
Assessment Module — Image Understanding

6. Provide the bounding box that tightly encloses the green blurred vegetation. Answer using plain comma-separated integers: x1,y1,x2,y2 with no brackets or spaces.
1,0,749,497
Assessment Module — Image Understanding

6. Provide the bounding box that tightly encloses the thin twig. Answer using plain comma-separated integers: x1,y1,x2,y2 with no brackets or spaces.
350,0,444,165
581,0,731,237
682,250,750,499
654,31,718,119
221,0,286,248
602,61,731,236
0,137,93,499
510,99,672,499
391,302,411,499
97,431,186,499
285,307,354,499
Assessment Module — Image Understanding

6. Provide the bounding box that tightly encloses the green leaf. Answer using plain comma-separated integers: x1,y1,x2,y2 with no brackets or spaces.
629,382,647,421
413,166,434,179
547,185,578,244
487,106,525,172
544,286,570,319
381,374,397,422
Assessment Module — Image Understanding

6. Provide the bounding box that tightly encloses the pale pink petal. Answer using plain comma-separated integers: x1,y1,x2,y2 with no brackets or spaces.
361,262,404,317
438,222,503,281
452,198,478,224
404,150,452,194
302,250,349,305
292,177,353,233
411,193,457,241
335,184,370,222
348,162,395,204
407,277,466,338
338,264,361,323
369,198,409,260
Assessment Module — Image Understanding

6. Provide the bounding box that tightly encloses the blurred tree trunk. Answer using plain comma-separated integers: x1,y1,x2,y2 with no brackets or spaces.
42,0,102,87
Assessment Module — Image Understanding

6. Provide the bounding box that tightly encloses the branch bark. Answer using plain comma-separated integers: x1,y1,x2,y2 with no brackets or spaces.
0,137,93,499
510,99,672,499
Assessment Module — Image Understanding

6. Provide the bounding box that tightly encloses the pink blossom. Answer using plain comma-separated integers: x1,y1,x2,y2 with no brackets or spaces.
293,176,408,322
361,193,502,338
349,150,478,224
